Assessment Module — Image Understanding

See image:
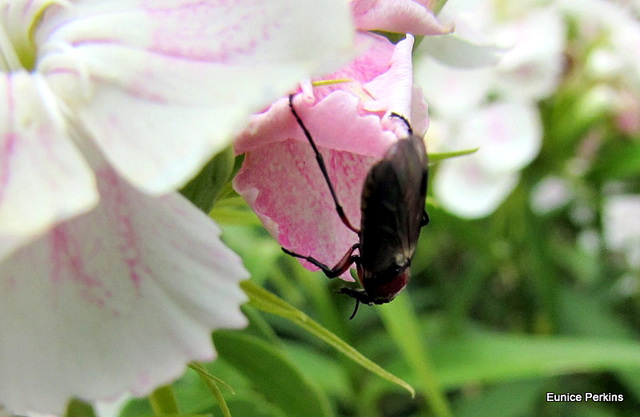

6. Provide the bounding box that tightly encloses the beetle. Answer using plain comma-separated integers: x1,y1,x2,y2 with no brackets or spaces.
282,94,429,318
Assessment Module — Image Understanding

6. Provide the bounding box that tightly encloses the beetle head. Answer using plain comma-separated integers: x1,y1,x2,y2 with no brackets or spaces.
338,267,411,319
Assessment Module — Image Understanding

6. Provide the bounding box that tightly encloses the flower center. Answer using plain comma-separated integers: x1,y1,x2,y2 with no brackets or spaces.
0,1,46,72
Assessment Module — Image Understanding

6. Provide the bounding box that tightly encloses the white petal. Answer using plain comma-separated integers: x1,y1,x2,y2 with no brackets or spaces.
458,101,542,173
418,33,504,69
492,7,566,101
603,194,640,251
530,176,572,214
559,0,640,87
0,72,98,261
38,0,355,194
434,157,519,219
415,56,493,119
0,162,247,415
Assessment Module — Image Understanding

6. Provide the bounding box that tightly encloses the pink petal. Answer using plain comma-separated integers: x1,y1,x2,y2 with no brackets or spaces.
38,0,356,194
363,35,428,134
314,34,429,135
0,161,247,415
0,72,98,261
234,92,397,279
236,91,397,156
304,32,396,103
351,0,452,35
235,31,429,279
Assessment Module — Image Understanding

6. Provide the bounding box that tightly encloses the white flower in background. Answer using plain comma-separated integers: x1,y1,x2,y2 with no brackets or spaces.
530,176,573,215
431,101,542,218
415,0,564,218
0,0,355,414
559,0,640,135
604,194,640,269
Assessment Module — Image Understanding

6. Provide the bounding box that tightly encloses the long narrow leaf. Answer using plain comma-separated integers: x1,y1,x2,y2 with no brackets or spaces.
241,281,415,397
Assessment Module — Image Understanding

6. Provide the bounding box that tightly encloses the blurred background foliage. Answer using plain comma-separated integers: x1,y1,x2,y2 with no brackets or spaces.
97,1,640,417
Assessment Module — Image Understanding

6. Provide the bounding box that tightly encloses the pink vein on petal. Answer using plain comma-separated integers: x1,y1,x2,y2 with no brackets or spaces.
0,74,16,204
49,227,110,308
143,2,274,63
97,167,149,290
0,132,16,204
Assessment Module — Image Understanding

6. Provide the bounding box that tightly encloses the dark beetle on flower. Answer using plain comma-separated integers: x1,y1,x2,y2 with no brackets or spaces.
282,94,429,319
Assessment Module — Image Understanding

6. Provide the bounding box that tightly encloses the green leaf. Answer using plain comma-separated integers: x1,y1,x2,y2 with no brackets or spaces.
213,331,333,417
431,328,640,389
433,0,449,14
428,148,478,163
453,379,545,417
66,399,97,417
210,207,263,226
589,141,640,180
149,385,180,415
283,341,352,399
378,296,453,417
557,288,640,401
224,396,286,417
180,146,235,213
119,397,152,417
241,280,415,397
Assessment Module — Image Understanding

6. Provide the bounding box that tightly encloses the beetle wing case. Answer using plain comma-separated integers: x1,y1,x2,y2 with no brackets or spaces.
358,134,428,294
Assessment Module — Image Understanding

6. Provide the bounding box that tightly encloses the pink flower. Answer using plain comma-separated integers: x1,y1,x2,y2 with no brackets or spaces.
234,33,427,279
351,0,452,35
0,0,355,414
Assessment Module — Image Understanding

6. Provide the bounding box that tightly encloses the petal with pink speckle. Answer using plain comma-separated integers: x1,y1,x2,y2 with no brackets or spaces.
0,72,98,261
0,161,247,414
38,0,355,194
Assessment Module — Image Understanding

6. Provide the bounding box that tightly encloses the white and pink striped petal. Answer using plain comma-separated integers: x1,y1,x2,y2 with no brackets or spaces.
0,160,248,414
38,0,356,195
0,72,98,261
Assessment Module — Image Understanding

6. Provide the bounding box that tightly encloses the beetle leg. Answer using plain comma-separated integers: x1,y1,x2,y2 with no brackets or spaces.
338,287,373,303
282,243,360,279
288,94,359,234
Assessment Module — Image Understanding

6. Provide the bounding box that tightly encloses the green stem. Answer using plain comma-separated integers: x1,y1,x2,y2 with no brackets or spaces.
191,363,232,417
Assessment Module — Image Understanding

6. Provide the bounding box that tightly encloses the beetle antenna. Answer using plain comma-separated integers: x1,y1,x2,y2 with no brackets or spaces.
289,94,359,234
389,112,413,136
349,299,361,320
